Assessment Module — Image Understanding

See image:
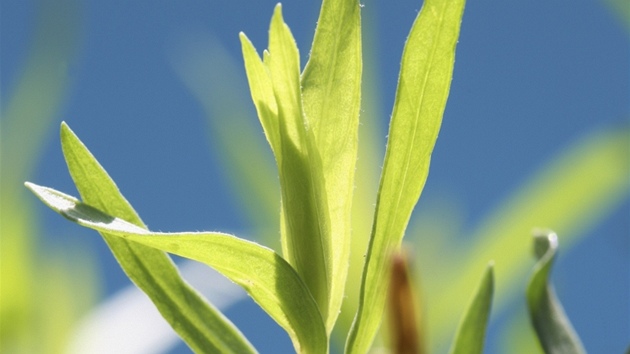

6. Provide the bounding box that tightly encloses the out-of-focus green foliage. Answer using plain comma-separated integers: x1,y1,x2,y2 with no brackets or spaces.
604,0,630,29
527,230,586,354
447,264,494,354
0,1,98,353
418,127,630,351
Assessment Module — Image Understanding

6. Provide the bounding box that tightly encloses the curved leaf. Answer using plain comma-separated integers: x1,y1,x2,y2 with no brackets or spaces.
25,182,328,354
53,123,256,353
527,230,586,354
345,0,466,352
448,263,494,354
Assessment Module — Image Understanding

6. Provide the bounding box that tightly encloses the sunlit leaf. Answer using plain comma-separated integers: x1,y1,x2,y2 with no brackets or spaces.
240,33,281,156
345,0,466,351
25,181,328,354
301,0,362,331
447,263,494,354
242,4,333,323
331,17,385,340
54,123,256,354
527,230,586,354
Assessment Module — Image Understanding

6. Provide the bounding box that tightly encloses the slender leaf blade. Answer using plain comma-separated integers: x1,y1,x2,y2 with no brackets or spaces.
301,0,362,331
447,263,494,354
56,123,256,354
240,33,281,156
527,230,586,354
266,4,333,322
346,0,465,352
25,182,328,354
267,4,306,151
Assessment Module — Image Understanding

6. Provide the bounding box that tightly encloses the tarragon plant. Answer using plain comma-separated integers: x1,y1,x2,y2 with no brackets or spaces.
25,0,590,352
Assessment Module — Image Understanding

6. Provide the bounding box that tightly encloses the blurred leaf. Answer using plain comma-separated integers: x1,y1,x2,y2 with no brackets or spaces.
301,0,362,331
66,261,246,354
527,230,586,354
424,128,630,350
0,1,96,352
497,308,544,354
169,34,279,238
603,0,630,30
345,0,466,352
55,123,256,354
447,263,494,354
25,181,328,354
1,0,81,182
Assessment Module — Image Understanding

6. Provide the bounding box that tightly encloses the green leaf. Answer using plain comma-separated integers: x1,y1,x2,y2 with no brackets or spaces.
240,32,281,156
527,230,586,354
301,0,362,331
52,123,257,354
25,182,328,354
241,4,333,324
345,0,465,352
447,263,494,354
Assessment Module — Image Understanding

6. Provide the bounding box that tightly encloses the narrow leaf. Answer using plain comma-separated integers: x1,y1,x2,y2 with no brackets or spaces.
346,0,466,352
301,0,362,331
447,263,494,354
527,230,586,354
25,182,328,354
240,32,281,156
55,123,256,354
251,4,333,322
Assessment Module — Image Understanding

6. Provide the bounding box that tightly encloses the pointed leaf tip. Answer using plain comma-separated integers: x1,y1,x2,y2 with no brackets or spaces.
447,263,494,354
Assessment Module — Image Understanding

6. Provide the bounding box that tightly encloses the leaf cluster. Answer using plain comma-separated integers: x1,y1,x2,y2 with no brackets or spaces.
24,0,612,353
